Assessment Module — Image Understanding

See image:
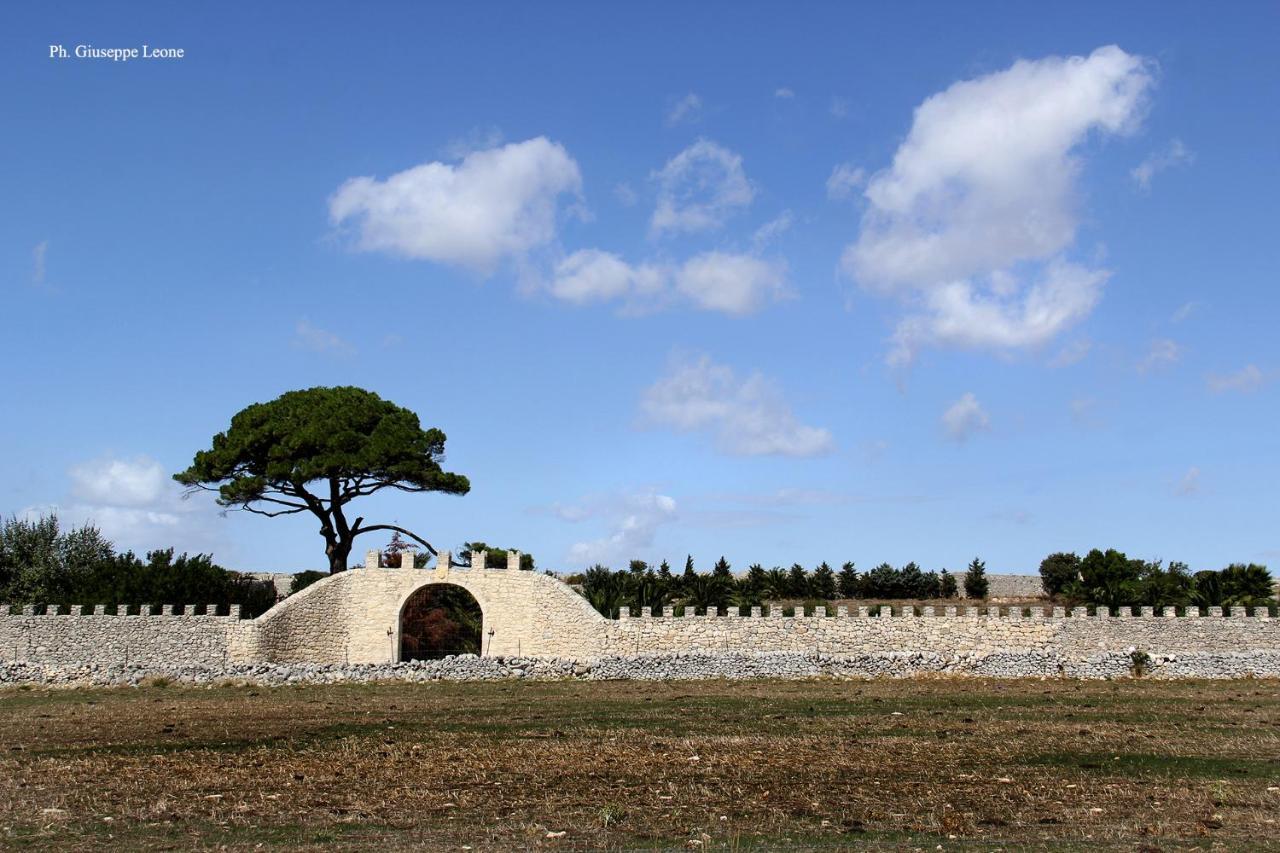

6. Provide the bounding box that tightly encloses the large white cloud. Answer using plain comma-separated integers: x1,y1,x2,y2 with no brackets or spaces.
650,139,755,235
842,46,1153,366
329,137,582,273
641,354,834,457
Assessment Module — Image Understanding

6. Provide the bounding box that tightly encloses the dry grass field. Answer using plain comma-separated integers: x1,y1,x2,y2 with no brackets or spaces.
1,678,1278,850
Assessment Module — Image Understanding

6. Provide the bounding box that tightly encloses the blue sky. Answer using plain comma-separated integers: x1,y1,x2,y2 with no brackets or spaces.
3,2,1278,575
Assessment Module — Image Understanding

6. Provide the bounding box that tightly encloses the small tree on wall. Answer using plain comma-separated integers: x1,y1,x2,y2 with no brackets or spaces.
939,569,958,598
964,557,989,600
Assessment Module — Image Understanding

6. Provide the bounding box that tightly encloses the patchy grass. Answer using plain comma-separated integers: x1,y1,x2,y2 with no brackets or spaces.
1,679,1278,849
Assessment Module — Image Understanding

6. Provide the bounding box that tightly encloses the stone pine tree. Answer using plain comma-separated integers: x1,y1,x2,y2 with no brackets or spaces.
174,386,469,574
681,555,697,587
837,561,858,598
964,557,989,600
657,559,673,583
939,568,958,598
712,556,732,581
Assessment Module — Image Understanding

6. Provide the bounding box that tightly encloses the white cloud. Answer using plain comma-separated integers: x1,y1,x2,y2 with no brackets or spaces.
1171,301,1198,323
842,46,1153,366
1131,139,1193,190
829,97,850,119
673,252,788,315
650,139,755,235
774,87,795,99
329,137,582,273
889,262,1107,367
1207,364,1266,393
549,249,666,308
548,250,786,316
32,240,48,286
1137,338,1181,374
565,490,678,567
1175,465,1201,496
826,163,866,200
640,354,834,457
1048,337,1092,368
941,392,990,442
293,318,355,355
752,211,794,249
666,92,703,126
70,456,168,507
33,455,225,556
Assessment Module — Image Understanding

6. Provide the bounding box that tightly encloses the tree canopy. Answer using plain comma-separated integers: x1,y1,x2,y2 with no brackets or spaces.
174,386,469,573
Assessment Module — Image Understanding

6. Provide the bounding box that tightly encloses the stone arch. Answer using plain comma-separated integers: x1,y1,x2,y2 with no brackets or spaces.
395,582,485,661
244,565,610,664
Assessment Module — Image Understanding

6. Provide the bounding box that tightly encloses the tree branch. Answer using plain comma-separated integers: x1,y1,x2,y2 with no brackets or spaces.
351,524,438,557
237,505,308,518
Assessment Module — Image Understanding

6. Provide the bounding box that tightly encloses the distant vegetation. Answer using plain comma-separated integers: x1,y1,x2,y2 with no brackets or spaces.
1039,549,1275,608
573,550,1275,618
573,557,990,618
0,513,277,616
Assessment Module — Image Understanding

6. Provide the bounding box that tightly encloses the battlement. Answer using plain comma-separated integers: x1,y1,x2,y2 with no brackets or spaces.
1,603,244,618
612,604,1275,620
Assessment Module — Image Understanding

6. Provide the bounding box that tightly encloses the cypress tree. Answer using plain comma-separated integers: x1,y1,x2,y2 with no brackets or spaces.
838,561,858,598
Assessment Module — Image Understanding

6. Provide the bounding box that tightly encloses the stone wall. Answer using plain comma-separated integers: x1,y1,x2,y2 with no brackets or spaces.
2,554,1278,680
0,605,252,669
604,604,1279,665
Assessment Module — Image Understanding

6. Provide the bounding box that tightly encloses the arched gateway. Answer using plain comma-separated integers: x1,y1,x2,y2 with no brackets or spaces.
398,583,484,660
241,549,609,664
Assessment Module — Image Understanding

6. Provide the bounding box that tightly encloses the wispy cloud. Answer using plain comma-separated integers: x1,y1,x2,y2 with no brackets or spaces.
1048,338,1092,368
650,139,754,235
1175,465,1201,496
826,163,866,201
942,392,990,443
751,211,794,249
641,353,834,457
1131,139,1193,190
1171,301,1198,323
560,489,679,567
293,318,355,356
32,240,48,286
665,92,702,126
1137,338,1181,374
1206,364,1267,394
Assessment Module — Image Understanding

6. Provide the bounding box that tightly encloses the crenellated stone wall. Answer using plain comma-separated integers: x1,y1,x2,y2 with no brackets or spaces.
2,550,1278,680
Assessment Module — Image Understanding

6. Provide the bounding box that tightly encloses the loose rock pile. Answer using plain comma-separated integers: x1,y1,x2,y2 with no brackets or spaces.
3,649,1278,687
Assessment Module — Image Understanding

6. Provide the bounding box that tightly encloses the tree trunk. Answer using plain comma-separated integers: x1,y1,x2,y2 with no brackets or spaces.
327,538,352,574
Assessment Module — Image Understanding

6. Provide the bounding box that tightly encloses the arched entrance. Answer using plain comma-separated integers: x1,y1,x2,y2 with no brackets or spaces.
398,583,484,661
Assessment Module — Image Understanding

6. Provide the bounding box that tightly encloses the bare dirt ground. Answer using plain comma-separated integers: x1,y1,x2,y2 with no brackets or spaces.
1,678,1278,850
